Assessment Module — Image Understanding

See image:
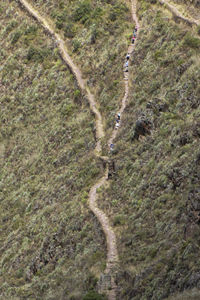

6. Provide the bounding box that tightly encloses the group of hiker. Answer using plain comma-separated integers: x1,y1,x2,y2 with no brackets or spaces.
124,26,138,72
132,25,138,44
109,26,138,152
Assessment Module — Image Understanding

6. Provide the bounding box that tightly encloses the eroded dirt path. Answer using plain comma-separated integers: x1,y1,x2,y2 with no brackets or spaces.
158,0,200,26
17,0,139,299
18,0,104,154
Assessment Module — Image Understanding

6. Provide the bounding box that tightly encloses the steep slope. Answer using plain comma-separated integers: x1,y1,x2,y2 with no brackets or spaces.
0,1,106,299
98,1,200,299
1,0,200,299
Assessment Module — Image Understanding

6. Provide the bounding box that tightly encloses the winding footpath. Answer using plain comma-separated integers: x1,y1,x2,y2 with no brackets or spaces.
17,0,138,298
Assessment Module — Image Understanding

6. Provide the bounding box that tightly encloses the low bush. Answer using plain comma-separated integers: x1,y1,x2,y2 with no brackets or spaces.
11,31,22,44
183,33,200,49
83,290,106,300
64,23,76,38
72,39,81,52
26,46,50,62
73,0,92,24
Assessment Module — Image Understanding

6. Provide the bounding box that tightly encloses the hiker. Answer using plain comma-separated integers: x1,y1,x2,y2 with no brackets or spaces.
133,32,136,38
131,37,135,44
115,122,120,129
117,113,121,120
126,53,130,60
135,26,138,32
108,172,112,179
124,61,129,72
110,144,114,151
107,159,116,180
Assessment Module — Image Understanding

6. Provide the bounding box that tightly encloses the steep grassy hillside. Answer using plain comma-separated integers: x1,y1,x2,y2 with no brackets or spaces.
1,0,200,299
0,1,108,299
98,1,200,299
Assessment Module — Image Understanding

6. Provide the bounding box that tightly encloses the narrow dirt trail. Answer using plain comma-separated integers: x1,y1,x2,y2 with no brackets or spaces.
158,0,200,26
108,0,140,148
17,0,139,299
17,0,104,154
91,1,140,298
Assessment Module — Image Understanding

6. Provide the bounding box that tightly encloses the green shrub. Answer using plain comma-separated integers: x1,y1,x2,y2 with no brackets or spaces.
73,1,92,24
61,103,75,116
109,3,128,22
154,50,165,61
83,290,106,300
113,214,125,226
64,23,76,38
24,25,37,35
6,20,18,33
55,12,66,29
11,31,21,44
74,89,81,100
26,46,50,62
91,7,103,21
72,39,81,52
183,33,200,49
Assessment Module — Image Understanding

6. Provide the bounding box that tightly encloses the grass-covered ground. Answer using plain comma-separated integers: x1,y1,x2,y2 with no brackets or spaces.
97,1,200,299
0,1,108,299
